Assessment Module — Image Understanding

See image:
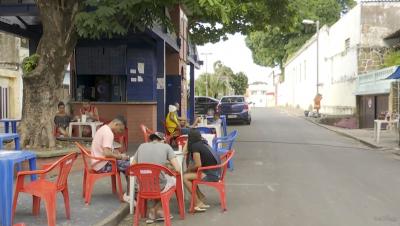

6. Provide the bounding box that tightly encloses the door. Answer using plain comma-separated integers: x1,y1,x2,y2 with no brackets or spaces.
376,95,389,119
360,95,375,128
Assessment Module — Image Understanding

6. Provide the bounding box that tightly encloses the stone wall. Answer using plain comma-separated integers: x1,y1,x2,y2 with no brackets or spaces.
357,47,390,74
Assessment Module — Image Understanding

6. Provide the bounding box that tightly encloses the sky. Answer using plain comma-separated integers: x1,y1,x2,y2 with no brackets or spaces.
195,33,272,84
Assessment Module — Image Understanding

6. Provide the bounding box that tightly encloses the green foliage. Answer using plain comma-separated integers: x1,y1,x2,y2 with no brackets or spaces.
195,61,248,97
229,72,249,95
76,0,177,39
21,54,40,74
188,0,291,45
383,50,400,68
245,0,355,70
75,0,290,44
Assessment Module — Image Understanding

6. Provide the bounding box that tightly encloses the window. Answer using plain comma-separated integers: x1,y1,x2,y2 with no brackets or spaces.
221,97,245,103
251,91,257,95
299,63,302,82
261,91,267,95
0,86,9,119
345,38,350,51
196,97,206,104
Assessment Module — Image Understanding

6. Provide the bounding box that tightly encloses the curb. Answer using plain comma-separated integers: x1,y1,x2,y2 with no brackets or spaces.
93,203,129,226
280,108,380,148
300,115,381,149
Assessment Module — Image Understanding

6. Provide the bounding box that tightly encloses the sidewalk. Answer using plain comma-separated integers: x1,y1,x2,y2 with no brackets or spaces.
280,107,400,152
12,143,141,226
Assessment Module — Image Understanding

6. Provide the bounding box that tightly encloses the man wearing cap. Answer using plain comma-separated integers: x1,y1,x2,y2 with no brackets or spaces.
131,132,181,223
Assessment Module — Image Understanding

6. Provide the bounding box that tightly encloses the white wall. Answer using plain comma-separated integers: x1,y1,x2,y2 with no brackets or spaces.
279,5,361,115
248,83,268,107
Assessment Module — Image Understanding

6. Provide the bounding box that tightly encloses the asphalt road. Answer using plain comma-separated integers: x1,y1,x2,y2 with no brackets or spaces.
119,108,400,226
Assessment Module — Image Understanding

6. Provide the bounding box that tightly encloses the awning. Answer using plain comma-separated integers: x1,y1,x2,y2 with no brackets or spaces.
386,66,400,79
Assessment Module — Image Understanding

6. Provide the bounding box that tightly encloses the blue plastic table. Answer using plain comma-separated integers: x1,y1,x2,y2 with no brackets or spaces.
0,133,20,150
0,119,20,134
0,150,36,226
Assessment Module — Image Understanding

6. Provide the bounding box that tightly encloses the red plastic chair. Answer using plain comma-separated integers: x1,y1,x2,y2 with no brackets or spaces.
140,124,154,142
175,135,187,147
12,152,78,226
126,163,185,226
189,150,235,213
75,142,123,204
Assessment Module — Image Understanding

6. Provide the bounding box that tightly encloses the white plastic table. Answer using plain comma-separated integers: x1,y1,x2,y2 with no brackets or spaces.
374,119,399,144
196,123,222,138
68,121,103,138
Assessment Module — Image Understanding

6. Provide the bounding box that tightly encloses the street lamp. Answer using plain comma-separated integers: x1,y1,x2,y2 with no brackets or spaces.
302,19,320,95
201,52,212,97
303,19,321,114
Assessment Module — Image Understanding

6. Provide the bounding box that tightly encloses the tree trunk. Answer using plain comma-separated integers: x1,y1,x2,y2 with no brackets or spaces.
19,0,79,148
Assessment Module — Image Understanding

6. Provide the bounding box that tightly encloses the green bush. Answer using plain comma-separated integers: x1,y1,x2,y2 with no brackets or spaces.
22,54,39,74
383,50,400,68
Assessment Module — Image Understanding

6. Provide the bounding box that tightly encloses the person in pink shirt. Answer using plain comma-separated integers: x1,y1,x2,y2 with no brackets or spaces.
91,116,130,201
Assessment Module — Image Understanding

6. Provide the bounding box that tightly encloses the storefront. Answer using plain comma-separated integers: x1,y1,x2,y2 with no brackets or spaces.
355,66,397,128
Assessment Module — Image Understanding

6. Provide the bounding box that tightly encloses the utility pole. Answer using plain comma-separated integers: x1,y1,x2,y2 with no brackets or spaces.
201,52,212,97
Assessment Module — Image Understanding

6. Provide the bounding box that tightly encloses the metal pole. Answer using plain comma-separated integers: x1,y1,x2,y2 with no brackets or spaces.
316,20,320,95
205,54,208,97
201,52,212,97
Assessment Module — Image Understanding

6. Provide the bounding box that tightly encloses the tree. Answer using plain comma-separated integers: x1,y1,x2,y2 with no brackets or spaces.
19,0,291,148
245,0,356,77
230,72,249,95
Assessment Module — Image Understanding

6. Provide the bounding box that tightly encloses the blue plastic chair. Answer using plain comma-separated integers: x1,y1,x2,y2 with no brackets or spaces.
212,129,238,170
206,115,227,136
221,115,227,136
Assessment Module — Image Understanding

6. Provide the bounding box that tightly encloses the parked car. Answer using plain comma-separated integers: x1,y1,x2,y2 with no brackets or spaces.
194,96,219,116
218,95,251,125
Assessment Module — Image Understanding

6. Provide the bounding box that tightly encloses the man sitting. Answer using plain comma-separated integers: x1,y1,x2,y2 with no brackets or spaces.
91,116,131,202
54,101,73,137
131,132,181,223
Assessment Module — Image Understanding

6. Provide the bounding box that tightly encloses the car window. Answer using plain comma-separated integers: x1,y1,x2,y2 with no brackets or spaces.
197,97,206,104
221,97,244,103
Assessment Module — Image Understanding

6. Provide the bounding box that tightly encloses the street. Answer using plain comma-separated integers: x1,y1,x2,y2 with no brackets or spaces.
120,108,400,226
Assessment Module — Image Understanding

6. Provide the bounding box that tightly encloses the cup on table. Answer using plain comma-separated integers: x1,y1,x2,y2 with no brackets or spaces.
81,115,87,123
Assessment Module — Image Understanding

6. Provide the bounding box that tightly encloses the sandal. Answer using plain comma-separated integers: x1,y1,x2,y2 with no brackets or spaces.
146,212,156,224
145,218,155,224
194,206,207,212
200,204,210,208
155,215,174,221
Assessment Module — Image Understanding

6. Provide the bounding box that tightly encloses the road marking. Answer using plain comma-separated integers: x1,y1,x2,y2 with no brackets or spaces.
227,182,280,193
226,183,269,187
267,185,275,192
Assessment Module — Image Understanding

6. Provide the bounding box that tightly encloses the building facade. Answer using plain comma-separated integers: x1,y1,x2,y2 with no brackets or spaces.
280,1,400,128
247,82,269,107
0,32,27,120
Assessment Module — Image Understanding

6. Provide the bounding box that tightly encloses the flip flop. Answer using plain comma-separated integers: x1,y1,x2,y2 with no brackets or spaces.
155,215,174,221
145,218,155,224
200,204,210,208
194,206,207,212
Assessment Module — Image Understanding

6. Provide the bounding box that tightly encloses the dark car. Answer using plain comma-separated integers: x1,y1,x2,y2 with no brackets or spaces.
218,95,251,125
194,96,219,116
